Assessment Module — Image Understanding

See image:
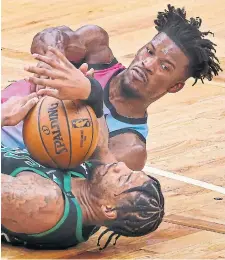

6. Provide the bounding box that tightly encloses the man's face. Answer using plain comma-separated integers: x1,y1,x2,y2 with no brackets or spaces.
90,162,150,202
89,162,161,223
121,32,190,102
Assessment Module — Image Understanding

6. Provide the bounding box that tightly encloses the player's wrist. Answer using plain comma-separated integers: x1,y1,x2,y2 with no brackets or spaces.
85,77,103,118
79,77,92,100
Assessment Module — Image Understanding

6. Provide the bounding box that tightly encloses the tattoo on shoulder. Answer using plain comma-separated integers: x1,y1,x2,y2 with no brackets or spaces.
2,174,63,224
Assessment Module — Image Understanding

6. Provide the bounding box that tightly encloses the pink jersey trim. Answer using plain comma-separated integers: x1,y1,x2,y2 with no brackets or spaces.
94,63,126,88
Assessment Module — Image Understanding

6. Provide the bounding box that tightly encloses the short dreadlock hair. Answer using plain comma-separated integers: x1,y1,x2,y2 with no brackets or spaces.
154,4,222,85
97,176,164,250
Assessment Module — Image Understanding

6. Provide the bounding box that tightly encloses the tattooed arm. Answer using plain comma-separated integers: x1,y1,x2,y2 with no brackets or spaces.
1,172,64,234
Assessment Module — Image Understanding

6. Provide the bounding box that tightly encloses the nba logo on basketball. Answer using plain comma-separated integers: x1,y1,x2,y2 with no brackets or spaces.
71,119,91,128
23,97,99,168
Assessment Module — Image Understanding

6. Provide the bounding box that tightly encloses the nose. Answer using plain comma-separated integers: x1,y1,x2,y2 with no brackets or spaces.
142,56,158,74
117,161,127,168
115,162,130,172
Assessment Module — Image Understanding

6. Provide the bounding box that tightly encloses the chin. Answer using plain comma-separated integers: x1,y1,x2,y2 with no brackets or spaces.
120,73,142,99
121,85,141,98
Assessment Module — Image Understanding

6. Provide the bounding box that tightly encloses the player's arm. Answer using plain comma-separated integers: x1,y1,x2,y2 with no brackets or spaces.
1,172,64,234
31,25,114,64
25,48,117,164
1,93,39,127
25,47,101,104
109,133,147,170
31,26,73,55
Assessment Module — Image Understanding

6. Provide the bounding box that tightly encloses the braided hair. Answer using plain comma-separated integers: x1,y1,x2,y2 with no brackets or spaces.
97,175,164,250
154,4,222,85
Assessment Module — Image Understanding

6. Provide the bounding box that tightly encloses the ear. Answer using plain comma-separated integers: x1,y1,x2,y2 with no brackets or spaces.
168,82,185,93
101,205,117,220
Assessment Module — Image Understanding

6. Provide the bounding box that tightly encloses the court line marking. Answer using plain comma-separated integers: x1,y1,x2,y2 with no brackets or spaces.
143,165,225,195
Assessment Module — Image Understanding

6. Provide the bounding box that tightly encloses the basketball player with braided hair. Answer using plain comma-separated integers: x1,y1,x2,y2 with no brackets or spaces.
1,82,164,250
2,4,222,171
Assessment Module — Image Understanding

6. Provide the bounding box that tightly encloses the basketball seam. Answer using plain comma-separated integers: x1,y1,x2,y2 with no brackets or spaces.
83,106,94,161
61,100,72,168
38,97,58,168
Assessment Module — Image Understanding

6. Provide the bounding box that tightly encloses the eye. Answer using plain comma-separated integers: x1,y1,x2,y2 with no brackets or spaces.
161,63,169,71
118,175,126,186
146,47,154,55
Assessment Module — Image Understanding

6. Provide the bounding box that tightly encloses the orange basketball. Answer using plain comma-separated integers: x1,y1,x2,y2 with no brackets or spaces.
23,96,99,169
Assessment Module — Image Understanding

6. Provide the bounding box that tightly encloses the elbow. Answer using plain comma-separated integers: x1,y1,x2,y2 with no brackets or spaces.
127,155,146,171
128,145,147,171
116,146,147,171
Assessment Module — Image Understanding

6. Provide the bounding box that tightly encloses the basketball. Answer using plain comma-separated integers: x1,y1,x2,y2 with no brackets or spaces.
23,96,99,169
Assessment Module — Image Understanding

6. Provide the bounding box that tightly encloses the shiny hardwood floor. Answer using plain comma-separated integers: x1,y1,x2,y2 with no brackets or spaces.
2,0,225,258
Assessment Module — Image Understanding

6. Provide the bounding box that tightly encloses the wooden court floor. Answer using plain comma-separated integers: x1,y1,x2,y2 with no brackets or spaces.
2,0,225,259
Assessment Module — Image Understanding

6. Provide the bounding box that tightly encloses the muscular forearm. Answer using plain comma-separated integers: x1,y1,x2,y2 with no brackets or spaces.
31,25,113,64
1,173,64,234
31,26,85,63
31,26,71,55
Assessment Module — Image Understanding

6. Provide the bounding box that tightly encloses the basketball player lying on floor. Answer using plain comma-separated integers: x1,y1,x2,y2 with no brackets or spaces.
1,5,222,170
1,81,164,250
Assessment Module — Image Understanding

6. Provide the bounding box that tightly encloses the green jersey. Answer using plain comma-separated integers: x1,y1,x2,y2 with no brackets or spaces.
1,145,99,249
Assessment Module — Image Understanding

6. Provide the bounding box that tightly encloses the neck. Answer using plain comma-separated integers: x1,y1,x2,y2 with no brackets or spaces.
109,71,148,117
71,179,103,226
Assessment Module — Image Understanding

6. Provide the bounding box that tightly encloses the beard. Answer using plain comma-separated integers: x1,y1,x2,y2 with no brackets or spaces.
120,71,143,99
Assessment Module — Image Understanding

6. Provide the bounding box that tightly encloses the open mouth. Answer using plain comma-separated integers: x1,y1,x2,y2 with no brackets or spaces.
132,67,147,82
